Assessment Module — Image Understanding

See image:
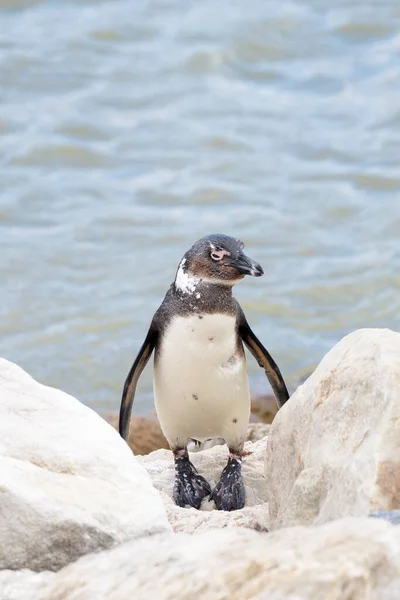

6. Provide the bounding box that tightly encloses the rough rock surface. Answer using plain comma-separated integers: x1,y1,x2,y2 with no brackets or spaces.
0,570,54,600
39,517,400,600
137,437,270,532
0,358,169,572
266,328,400,530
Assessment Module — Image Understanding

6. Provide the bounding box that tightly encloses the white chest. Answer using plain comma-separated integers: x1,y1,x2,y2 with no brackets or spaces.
159,313,238,367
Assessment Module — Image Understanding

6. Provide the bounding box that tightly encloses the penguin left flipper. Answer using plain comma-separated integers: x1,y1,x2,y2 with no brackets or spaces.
119,324,158,441
238,308,290,409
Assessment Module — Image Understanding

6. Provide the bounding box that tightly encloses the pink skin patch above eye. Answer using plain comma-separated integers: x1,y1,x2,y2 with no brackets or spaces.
210,246,231,261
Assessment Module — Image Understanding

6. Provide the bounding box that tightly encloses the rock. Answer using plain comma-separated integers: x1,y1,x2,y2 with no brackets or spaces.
105,412,169,455
39,517,400,600
164,497,269,534
0,358,170,572
0,570,54,600
370,511,400,526
266,328,400,530
137,437,270,532
250,393,279,423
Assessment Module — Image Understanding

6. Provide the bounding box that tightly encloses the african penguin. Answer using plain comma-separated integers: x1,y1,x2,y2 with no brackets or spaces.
119,234,289,511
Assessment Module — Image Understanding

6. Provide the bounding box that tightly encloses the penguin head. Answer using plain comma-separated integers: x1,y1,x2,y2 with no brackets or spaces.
175,234,263,291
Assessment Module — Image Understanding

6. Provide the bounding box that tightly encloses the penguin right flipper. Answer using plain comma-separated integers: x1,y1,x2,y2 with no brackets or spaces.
237,307,289,409
119,325,158,440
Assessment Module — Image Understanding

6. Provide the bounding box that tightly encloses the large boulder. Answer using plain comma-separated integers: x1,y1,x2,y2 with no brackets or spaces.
266,328,400,530
38,517,400,599
137,436,270,533
0,570,54,600
0,359,170,572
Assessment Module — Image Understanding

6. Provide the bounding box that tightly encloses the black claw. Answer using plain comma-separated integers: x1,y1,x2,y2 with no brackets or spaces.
173,455,211,509
210,457,245,511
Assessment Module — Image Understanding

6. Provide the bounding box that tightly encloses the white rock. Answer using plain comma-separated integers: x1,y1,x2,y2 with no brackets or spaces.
0,570,54,600
265,328,400,530
137,437,269,532
0,358,170,572
164,497,269,534
39,517,400,600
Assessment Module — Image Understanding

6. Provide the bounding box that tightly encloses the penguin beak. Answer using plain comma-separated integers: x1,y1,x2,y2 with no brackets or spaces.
235,253,264,277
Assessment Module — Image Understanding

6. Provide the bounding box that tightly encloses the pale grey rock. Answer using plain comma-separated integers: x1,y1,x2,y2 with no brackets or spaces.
370,511,400,526
0,358,170,572
137,437,270,532
0,570,54,600
265,328,400,530
163,493,269,534
39,517,400,600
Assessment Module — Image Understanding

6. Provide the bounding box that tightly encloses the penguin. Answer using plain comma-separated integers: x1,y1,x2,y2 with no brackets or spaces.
119,234,289,511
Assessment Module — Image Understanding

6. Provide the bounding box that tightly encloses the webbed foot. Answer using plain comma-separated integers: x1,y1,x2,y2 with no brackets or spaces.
209,456,245,511
173,452,211,509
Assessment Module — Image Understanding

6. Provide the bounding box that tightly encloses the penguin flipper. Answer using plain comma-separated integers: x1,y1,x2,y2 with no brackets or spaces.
119,325,158,440
238,314,289,409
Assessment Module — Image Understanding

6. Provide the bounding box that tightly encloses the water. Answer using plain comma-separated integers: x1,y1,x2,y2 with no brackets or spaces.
1,0,400,416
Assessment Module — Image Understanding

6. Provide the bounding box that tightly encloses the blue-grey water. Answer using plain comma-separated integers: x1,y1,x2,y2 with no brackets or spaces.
1,0,400,416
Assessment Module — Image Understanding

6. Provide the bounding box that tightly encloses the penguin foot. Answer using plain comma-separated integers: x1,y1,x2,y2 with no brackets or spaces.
209,456,245,511
173,453,211,509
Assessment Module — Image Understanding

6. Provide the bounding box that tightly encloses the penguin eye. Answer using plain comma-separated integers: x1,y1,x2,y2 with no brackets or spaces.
210,248,230,261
